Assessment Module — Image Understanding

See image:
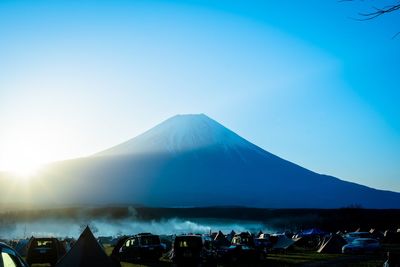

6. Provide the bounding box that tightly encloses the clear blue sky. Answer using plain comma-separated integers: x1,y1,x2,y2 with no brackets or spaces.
0,0,399,191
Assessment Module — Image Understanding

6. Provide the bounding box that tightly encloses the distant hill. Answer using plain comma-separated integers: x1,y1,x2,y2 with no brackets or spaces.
3,114,400,208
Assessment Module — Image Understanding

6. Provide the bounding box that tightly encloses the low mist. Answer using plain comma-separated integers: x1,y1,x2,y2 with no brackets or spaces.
0,207,273,239
4,218,269,239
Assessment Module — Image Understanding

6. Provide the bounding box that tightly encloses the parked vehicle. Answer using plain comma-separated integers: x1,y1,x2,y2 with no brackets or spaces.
0,242,29,267
171,235,215,266
231,232,255,247
114,233,163,263
26,238,66,267
218,232,266,263
342,238,381,254
344,232,372,243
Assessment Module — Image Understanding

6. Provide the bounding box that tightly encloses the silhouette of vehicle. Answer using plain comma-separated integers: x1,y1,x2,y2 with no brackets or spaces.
231,232,255,247
0,242,29,267
342,238,381,254
26,238,65,267
172,235,207,266
113,233,163,263
344,232,372,243
218,232,266,263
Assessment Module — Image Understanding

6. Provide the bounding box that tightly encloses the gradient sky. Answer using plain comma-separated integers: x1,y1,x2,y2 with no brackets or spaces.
0,0,399,191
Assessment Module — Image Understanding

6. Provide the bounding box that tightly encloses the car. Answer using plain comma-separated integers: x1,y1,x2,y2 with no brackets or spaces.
25,238,66,267
171,235,215,266
342,238,381,254
218,232,266,263
344,232,372,243
0,242,29,267
231,232,255,247
113,233,164,263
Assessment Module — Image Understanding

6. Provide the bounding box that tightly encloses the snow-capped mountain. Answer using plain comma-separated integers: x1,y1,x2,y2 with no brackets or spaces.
95,114,260,156
10,114,400,208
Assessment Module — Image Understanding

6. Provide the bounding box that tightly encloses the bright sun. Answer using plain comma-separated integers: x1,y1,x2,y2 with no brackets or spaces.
0,148,47,182
4,161,44,180
0,122,71,181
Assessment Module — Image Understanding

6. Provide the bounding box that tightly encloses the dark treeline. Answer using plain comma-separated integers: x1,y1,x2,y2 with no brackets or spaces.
136,207,400,232
2,206,400,232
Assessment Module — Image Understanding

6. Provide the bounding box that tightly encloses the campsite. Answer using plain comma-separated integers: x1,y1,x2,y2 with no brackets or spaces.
1,207,400,266
3,224,400,266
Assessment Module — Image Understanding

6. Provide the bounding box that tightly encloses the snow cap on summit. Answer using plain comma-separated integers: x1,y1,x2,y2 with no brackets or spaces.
95,114,251,156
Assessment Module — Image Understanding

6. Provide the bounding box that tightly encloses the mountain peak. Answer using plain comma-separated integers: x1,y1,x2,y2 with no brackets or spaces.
171,113,208,119
161,113,217,129
95,114,250,157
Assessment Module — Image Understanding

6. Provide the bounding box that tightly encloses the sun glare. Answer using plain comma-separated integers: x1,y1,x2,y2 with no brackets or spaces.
0,151,47,182
5,162,44,181
0,122,70,182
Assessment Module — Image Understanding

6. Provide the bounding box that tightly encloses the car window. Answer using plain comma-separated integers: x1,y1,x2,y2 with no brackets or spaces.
33,240,53,248
141,236,160,245
125,238,138,247
176,237,202,248
178,240,189,247
2,252,19,267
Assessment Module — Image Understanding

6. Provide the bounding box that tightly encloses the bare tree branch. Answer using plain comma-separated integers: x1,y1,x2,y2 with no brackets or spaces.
392,31,400,39
357,4,400,21
340,0,400,38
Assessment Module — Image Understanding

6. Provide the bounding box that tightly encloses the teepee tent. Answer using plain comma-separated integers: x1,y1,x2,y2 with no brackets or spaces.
214,231,230,247
317,234,347,254
256,231,263,238
55,226,117,267
271,234,295,251
226,230,236,242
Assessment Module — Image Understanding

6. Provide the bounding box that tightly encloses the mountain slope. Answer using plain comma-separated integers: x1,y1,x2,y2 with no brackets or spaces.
7,114,400,208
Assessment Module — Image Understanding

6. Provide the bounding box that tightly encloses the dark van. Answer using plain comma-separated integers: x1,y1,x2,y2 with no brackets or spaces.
172,235,205,266
114,233,163,263
26,238,65,267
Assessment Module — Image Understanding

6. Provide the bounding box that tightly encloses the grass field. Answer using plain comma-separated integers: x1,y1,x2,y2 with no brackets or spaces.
102,243,400,267
28,243,400,266
29,252,389,267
